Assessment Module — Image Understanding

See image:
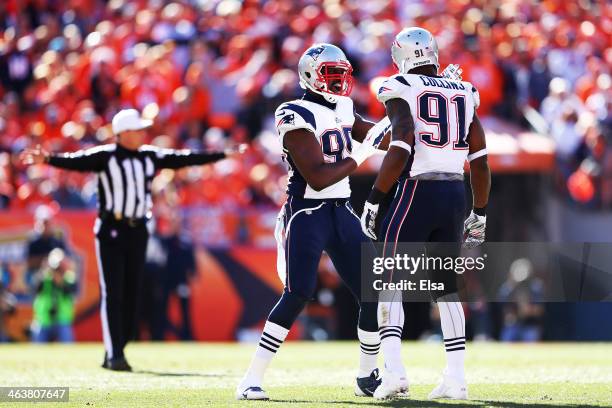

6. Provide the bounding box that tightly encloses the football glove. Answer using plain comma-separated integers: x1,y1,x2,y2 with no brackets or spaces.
463,210,486,249
361,201,379,240
363,116,391,150
350,142,377,166
441,64,463,81
351,117,392,165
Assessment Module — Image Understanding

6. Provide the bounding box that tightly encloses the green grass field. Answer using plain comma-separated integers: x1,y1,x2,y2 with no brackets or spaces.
0,342,611,407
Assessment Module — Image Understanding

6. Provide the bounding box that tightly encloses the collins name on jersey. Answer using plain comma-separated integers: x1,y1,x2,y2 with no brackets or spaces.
377,74,480,177
275,97,355,199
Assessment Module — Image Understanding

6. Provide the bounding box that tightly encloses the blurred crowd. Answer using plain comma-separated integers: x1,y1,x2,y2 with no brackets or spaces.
0,0,610,212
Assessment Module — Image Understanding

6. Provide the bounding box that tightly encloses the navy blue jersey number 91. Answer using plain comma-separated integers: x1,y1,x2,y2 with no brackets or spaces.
321,127,352,163
418,92,468,149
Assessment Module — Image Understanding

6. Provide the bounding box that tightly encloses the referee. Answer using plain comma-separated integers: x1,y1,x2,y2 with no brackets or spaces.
21,108,245,370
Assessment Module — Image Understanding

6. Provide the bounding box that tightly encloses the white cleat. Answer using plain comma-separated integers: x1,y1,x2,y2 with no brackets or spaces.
373,370,409,400
428,375,468,400
235,386,269,400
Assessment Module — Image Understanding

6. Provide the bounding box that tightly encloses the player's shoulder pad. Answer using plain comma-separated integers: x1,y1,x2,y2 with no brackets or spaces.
376,74,412,104
274,100,316,139
463,81,480,109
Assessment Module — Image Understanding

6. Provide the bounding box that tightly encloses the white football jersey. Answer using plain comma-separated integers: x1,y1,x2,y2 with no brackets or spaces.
377,74,480,177
275,94,355,199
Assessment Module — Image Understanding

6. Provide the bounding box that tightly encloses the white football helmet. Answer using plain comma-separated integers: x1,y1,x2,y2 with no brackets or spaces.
298,43,353,103
391,27,440,74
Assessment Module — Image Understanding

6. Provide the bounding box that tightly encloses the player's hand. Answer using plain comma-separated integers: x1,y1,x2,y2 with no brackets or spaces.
351,118,391,166
350,141,377,166
463,210,486,248
441,64,463,81
224,143,248,158
20,144,49,165
361,201,379,240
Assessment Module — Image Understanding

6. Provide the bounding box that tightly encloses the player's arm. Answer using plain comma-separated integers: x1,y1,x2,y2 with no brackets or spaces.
467,114,490,210
360,98,414,239
20,144,109,172
463,114,491,248
283,129,361,191
352,113,391,150
371,98,413,194
151,145,246,169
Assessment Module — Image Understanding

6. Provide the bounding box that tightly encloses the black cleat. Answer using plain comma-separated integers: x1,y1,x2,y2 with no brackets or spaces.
103,357,132,372
355,368,382,397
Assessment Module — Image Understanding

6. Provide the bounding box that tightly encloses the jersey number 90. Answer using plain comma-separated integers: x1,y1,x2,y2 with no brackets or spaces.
417,92,469,149
321,127,352,163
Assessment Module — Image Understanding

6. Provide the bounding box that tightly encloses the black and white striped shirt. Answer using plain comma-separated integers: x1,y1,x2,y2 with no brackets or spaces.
48,144,225,220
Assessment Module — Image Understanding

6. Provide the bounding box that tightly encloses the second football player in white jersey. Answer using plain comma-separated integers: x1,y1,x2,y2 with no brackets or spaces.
361,27,491,400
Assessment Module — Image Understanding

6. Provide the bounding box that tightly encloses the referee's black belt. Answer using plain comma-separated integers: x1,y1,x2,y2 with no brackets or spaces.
99,212,148,227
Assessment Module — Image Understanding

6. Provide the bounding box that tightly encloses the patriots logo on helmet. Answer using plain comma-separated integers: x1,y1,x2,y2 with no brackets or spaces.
306,46,326,60
378,86,392,94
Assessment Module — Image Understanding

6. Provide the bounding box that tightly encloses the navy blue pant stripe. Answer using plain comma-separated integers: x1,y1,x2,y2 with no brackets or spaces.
382,179,410,259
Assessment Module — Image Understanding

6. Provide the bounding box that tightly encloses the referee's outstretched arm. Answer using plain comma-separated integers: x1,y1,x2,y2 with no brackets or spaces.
20,143,247,171
21,144,109,171
141,145,243,169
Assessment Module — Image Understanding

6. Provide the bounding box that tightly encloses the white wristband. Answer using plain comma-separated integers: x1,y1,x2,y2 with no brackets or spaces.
389,140,412,154
467,148,487,161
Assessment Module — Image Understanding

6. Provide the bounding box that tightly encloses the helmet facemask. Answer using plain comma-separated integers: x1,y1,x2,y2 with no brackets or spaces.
314,61,354,97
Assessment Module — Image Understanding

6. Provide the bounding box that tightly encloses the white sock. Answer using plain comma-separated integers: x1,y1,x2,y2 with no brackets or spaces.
357,328,380,378
239,320,289,389
378,299,406,377
379,330,405,377
437,295,466,383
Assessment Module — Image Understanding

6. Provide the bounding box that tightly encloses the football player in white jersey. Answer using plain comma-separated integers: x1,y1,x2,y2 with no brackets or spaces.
236,43,392,400
360,28,491,399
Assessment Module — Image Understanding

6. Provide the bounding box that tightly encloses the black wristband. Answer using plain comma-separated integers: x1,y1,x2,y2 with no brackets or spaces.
473,206,487,216
368,188,386,205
